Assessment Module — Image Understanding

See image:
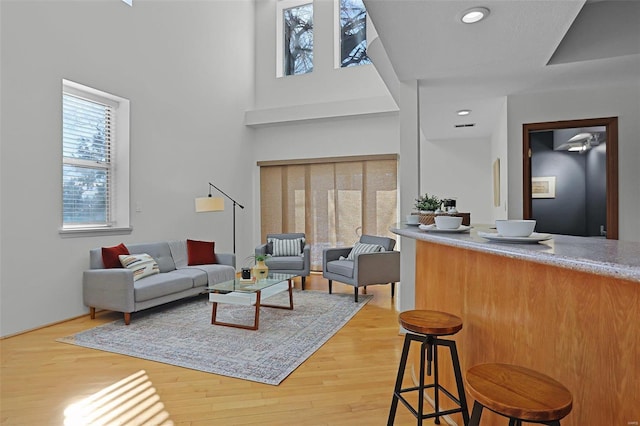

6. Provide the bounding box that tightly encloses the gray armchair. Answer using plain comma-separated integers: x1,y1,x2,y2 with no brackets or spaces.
255,233,311,289
322,235,400,302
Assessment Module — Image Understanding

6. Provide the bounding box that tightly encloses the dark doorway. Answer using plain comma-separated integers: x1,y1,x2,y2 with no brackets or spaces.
523,117,618,240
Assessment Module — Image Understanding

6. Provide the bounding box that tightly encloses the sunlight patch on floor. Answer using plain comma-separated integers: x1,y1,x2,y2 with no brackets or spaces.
64,370,173,426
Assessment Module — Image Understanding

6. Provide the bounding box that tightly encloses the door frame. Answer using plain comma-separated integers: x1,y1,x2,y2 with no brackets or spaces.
522,117,618,239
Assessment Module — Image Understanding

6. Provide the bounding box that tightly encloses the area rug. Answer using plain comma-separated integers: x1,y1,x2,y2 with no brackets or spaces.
57,290,372,385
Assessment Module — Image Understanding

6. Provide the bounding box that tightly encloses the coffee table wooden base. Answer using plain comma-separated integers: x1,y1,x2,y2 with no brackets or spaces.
210,279,294,331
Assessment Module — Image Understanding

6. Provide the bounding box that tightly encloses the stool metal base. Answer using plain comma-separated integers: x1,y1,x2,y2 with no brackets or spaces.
388,333,469,426
469,401,562,426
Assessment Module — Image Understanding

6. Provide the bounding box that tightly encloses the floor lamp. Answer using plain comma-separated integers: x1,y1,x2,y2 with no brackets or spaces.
194,182,245,254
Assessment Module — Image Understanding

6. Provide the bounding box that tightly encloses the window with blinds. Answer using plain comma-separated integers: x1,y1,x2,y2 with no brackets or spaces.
61,80,130,234
259,155,398,270
62,86,116,228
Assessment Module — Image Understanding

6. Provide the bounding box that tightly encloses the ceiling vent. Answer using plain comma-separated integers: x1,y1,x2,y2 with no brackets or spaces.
454,123,476,128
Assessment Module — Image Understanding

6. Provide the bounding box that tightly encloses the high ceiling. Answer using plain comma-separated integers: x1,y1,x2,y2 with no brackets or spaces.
364,0,640,140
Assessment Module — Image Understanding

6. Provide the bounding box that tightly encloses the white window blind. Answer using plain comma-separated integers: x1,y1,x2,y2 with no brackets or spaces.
62,92,114,227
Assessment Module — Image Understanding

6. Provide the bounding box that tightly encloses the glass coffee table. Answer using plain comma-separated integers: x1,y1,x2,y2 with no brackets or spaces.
205,273,298,330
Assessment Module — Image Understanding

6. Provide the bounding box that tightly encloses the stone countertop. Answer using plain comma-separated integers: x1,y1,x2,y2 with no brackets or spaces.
391,224,640,283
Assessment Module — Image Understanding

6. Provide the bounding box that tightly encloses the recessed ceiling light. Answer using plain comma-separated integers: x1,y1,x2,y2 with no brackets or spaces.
457,109,471,116
461,7,490,24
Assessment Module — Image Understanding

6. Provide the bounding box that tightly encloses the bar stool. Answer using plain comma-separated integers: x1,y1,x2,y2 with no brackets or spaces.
466,363,573,426
388,310,469,426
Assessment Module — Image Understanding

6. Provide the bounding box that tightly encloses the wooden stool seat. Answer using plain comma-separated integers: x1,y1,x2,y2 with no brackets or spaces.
466,363,573,424
389,310,469,425
399,310,463,336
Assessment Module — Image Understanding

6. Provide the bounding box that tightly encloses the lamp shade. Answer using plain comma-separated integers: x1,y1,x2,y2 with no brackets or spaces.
195,197,224,212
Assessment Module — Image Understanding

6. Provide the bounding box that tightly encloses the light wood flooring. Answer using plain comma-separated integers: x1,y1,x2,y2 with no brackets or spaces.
1,274,441,425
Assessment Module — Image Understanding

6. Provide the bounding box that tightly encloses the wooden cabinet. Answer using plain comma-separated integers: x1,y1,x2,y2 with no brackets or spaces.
414,240,639,426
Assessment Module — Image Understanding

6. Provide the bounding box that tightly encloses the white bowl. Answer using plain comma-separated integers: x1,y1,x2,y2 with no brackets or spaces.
495,220,536,237
406,214,420,225
434,215,463,230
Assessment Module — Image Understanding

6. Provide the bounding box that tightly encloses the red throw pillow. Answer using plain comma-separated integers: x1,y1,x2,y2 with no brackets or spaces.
102,243,130,269
187,239,217,265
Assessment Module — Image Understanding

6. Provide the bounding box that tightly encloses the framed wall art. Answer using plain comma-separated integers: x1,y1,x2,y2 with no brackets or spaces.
532,176,556,198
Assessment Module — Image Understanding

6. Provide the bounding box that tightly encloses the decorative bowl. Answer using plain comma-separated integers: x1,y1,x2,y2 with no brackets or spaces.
434,215,463,230
406,214,420,225
495,220,536,237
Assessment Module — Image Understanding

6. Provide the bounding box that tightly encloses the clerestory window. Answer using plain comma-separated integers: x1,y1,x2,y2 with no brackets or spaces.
339,0,371,67
277,0,314,77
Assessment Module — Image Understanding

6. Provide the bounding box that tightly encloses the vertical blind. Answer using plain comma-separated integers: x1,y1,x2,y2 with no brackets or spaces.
62,93,114,227
259,156,398,270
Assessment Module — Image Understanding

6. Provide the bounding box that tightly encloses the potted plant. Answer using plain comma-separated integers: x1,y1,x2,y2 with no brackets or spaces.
245,254,270,280
415,193,441,213
244,253,270,264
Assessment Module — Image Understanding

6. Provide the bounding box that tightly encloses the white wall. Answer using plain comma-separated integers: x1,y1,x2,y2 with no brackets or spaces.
507,83,640,242
421,137,494,225
0,1,255,336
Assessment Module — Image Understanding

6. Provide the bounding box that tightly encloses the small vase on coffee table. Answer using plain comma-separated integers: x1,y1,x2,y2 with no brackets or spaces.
252,260,269,280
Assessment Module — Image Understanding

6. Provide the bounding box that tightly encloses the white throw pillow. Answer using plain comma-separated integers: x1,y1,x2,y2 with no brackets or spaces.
269,237,304,256
346,242,383,260
119,253,160,281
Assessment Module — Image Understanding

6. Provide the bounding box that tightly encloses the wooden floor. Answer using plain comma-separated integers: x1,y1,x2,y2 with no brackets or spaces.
1,274,441,425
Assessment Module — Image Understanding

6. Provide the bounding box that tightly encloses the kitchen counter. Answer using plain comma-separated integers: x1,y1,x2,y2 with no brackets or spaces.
391,224,639,426
391,224,640,282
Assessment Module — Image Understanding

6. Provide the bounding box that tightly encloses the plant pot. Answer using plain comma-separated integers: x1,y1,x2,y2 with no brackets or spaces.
252,260,269,280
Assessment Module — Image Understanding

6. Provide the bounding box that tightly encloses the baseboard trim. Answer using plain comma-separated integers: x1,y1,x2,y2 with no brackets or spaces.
1,312,91,340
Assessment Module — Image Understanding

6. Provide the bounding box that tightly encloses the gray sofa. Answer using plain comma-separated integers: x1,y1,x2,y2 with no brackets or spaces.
83,240,236,324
